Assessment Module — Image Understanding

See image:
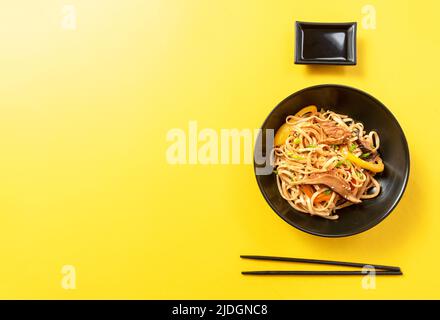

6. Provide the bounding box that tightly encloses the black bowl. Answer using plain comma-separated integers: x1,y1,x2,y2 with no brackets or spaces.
254,84,410,237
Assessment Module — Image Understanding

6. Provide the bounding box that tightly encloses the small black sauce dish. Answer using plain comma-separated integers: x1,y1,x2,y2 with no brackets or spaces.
295,21,357,65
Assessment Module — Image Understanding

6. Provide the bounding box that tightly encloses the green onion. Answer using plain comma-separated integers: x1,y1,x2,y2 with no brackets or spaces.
335,159,352,168
287,152,304,160
349,143,357,152
335,160,344,167
294,138,301,144
323,189,332,195
306,145,316,148
273,170,278,175
360,152,371,158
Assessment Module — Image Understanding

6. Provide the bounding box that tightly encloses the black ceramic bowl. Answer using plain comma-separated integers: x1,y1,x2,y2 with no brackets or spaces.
254,84,410,237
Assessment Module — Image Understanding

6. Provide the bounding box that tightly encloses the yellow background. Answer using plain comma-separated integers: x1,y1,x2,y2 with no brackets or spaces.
0,0,438,299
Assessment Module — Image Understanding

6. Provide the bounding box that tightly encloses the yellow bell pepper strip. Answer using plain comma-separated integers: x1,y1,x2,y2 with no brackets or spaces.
344,151,384,173
294,105,317,117
274,123,293,146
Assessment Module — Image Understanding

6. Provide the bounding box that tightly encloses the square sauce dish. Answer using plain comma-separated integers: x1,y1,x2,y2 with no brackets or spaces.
295,21,357,65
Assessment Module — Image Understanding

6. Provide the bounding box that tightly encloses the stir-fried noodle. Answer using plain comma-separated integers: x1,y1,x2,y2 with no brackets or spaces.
273,105,384,220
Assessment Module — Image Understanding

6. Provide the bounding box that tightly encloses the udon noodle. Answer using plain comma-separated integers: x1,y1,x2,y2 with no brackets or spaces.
273,105,384,220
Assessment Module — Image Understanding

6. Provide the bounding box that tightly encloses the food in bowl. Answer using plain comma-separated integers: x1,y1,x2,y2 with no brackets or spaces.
273,105,384,220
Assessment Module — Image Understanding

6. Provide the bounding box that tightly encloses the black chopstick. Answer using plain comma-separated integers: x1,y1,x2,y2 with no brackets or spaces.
240,255,401,272
242,270,402,276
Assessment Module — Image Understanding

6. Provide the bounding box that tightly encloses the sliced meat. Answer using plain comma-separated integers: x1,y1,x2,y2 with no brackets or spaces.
301,173,361,203
321,136,347,145
319,122,351,144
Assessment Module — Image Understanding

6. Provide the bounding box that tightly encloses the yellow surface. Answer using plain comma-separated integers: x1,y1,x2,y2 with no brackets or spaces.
0,0,439,299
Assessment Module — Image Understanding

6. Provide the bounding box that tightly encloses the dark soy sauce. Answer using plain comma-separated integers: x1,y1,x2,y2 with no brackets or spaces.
301,27,348,61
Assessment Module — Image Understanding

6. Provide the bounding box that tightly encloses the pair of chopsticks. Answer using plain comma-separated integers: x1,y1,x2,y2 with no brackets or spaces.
241,255,402,276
